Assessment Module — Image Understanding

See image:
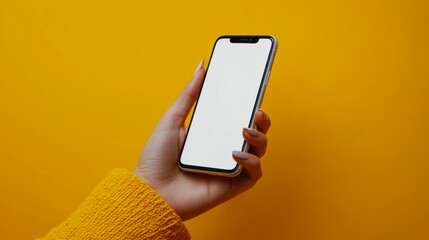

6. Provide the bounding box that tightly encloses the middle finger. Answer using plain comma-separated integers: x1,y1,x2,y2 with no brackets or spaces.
242,128,268,158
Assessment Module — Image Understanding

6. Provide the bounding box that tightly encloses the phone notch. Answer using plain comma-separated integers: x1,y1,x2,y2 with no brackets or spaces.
230,37,259,44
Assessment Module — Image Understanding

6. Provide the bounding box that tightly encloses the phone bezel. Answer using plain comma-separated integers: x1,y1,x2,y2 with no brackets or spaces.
178,35,277,177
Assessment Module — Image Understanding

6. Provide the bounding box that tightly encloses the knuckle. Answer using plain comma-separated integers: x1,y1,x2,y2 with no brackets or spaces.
257,170,263,180
262,135,268,145
267,120,272,130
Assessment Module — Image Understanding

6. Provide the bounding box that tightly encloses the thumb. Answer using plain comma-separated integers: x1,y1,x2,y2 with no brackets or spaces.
164,59,205,126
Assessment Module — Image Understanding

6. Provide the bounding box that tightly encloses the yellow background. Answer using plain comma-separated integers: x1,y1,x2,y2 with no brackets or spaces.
1,0,428,239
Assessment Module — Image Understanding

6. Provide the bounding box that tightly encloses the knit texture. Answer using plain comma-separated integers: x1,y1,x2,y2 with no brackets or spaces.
39,169,190,239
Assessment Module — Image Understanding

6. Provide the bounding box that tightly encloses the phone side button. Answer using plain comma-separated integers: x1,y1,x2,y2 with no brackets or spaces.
264,71,271,85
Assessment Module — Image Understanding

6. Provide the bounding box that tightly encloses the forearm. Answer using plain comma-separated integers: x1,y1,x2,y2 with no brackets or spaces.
38,169,190,240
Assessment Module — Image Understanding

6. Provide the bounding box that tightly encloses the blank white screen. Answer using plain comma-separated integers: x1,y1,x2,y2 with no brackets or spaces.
180,38,272,170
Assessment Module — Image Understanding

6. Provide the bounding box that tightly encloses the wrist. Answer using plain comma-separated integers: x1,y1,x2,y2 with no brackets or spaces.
133,167,152,188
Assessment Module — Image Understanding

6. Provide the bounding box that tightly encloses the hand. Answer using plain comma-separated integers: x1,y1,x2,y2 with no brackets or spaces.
134,60,272,221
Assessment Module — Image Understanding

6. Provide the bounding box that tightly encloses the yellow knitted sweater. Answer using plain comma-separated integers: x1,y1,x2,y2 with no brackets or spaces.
38,169,190,239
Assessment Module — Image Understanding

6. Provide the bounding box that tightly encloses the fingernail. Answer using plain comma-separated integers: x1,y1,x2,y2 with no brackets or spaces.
259,109,269,121
244,128,258,137
193,59,204,77
232,151,249,160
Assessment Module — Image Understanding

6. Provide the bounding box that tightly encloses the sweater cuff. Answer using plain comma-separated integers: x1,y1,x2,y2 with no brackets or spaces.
43,168,190,239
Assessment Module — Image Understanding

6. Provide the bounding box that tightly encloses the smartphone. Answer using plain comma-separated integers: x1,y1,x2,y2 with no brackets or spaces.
178,35,277,177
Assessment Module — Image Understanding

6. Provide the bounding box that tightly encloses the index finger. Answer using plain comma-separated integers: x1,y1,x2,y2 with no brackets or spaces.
254,109,271,134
